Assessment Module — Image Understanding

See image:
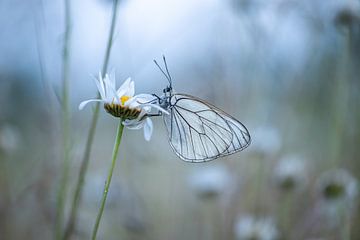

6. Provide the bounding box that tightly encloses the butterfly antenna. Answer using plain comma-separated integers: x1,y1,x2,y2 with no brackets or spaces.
154,59,171,86
162,55,172,88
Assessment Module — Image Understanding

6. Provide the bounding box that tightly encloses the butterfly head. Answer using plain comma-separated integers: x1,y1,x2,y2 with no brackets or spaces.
163,85,172,95
154,55,173,97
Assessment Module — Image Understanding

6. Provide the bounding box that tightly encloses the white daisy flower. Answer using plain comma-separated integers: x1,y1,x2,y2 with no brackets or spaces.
79,72,168,141
316,168,358,205
273,155,308,192
315,169,358,227
234,215,279,240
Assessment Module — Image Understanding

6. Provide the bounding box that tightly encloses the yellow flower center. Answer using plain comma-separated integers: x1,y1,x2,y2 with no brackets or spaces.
120,96,130,105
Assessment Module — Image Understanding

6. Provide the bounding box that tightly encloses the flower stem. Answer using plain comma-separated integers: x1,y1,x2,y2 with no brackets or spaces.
63,0,119,239
56,0,72,239
279,193,293,239
91,119,125,240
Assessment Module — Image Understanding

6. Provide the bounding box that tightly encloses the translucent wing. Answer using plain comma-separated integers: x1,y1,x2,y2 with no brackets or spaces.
163,93,251,162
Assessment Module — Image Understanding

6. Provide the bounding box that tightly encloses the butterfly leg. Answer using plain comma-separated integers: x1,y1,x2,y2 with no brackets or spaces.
140,111,162,121
146,112,163,117
152,94,161,102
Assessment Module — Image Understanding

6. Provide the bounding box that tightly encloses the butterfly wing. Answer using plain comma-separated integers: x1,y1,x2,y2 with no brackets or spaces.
218,112,251,156
163,93,251,162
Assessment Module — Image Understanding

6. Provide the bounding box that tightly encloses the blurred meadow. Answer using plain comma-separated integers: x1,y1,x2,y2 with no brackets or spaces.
1,0,360,239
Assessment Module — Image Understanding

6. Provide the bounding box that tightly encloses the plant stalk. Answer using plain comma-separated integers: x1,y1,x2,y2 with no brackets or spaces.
56,0,72,239
91,119,125,240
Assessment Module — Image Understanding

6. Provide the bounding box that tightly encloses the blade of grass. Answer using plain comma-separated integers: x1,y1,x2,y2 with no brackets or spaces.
55,0,72,239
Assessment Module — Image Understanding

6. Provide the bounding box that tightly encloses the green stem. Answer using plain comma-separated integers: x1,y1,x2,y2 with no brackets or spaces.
56,0,72,239
342,209,351,240
63,0,119,239
329,28,351,167
0,153,11,239
279,193,293,239
248,154,265,213
91,119,125,240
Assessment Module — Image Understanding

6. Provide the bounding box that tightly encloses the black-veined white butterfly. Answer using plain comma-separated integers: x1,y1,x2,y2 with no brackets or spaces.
148,57,251,163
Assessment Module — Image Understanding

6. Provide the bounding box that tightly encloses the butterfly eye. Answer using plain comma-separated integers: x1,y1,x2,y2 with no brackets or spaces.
163,87,171,93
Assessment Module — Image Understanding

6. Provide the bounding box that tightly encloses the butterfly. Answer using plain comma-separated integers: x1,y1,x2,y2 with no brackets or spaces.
148,57,251,162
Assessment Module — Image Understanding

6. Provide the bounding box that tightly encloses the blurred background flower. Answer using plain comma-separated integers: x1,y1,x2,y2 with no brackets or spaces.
188,164,231,200
316,169,358,205
234,215,279,240
273,154,308,192
315,167,359,228
249,126,282,158
312,169,359,237
0,124,21,155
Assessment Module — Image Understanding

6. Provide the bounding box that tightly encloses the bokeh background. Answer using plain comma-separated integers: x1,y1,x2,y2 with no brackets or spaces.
1,0,360,239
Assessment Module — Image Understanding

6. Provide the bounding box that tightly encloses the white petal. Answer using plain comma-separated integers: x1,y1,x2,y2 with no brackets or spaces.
124,97,139,108
109,84,121,103
125,80,135,97
133,94,157,103
143,118,153,141
123,93,154,108
141,103,169,114
102,77,120,103
103,74,114,99
124,94,160,109
116,77,131,97
142,106,151,112
137,110,147,119
107,72,116,90
109,69,116,86
92,74,105,99
79,99,104,110
123,119,145,129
